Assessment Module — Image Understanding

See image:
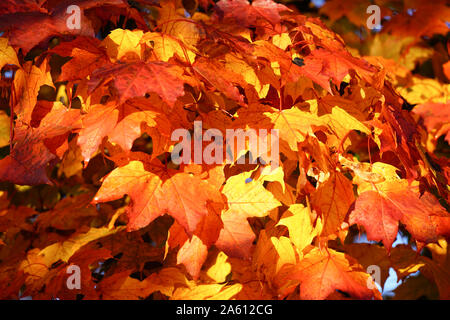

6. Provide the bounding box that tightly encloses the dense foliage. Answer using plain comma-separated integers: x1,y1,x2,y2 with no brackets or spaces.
0,0,449,300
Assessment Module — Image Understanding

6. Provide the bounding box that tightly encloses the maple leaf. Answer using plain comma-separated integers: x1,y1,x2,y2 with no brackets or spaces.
233,103,325,154
302,48,376,92
252,40,303,84
0,0,449,301
215,0,291,27
382,0,450,39
215,209,255,259
193,57,245,104
49,36,112,82
142,32,196,63
221,170,281,218
102,28,144,62
344,243,426,288
77,103,119,163
77,98,171,163
349,181,450,251
269,107,325,152
13,60,53,124
320,106,371,149
170,199,223,277
0,102,80,185
156,1,200,48
0,12,91,54
277,204,321,253
276,247,381,300
89,61,186,106
311,172,355,237
0,0,128,53
0,0,46,15
36,193,99,231
93,158,224,233
414,101,450,144
317,95,369,120
177,235,208,280
38,226,121,268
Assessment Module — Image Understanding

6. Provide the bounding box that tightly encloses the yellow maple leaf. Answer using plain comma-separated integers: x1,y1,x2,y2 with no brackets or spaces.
102,29,144,61
222,170,281,218
277,204,321,254
142,32,196,63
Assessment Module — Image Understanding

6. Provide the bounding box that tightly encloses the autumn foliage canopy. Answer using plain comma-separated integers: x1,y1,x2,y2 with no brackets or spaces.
0,0,449,300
